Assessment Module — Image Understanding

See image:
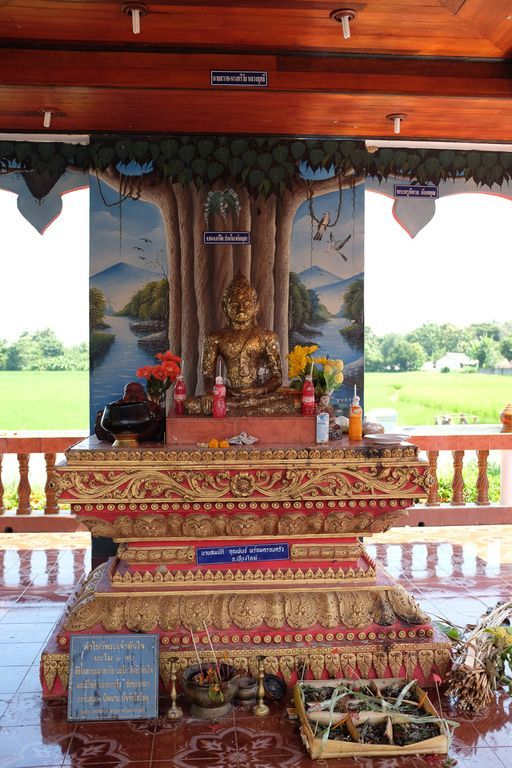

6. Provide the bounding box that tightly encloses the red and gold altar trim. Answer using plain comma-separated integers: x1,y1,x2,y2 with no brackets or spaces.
41,436,450,697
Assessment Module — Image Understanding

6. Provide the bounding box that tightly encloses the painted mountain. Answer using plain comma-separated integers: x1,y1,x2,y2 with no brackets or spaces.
298,266,363,316
90,261,162,313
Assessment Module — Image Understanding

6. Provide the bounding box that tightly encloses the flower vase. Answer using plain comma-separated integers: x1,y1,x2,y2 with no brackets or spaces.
148,391,167,411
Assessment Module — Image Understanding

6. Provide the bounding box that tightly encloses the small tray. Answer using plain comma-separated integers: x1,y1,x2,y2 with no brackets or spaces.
294,678,450,759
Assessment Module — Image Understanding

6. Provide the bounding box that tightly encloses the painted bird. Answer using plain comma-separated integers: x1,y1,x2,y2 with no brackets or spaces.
313,211,330,241
140,237,152,243
132,246,144,251
327,232,351,262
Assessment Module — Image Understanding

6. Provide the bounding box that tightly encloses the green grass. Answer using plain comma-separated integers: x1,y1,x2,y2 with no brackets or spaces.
0,371,89,430
365,371,509,426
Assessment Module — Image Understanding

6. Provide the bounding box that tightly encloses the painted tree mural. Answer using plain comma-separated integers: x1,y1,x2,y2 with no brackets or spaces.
2,136,510,394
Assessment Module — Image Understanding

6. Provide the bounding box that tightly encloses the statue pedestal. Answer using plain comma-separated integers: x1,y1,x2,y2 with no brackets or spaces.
40,435,451,698
166,414,316,445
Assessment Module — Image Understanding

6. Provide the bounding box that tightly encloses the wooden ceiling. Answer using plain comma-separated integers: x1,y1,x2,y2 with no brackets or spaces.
1,0,512,142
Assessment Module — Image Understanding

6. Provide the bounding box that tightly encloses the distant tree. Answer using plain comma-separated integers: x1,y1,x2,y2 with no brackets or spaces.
501,336,512,362
0,339,8,370
364,328,384,371
32,328,64,358
6,331,38,370
467,322,502,342
89,287,107,329
381,335,426,371
470,336,501,368
406,322,468,360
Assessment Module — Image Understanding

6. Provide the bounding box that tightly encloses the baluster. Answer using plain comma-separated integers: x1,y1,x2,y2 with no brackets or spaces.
425,451,440,506
476,449,490,506
0,454,4,514
44,452,58,514
452,450,465,506
17,453,31,515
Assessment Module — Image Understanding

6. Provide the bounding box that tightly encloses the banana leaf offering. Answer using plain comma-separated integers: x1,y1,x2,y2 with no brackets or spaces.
294,677,456,759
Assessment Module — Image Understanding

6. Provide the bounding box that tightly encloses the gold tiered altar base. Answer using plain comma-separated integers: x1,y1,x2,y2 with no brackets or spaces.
41,436,450,698
166,414,316,445
40,558,452,696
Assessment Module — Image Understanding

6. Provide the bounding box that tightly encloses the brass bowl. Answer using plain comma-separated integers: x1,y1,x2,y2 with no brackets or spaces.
182,664,238,720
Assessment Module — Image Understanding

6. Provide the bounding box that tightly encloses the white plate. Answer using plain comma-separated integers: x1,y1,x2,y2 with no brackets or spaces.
365,433,410,445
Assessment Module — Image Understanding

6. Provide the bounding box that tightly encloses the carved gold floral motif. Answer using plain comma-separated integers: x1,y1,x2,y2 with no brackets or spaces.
55,462,428,504
290,544,363,561
80,509,407,541
41,653,70,693
42,643,451,695
117,544,195,563
63,445,420,465
62,585,428,633
110,564,375,586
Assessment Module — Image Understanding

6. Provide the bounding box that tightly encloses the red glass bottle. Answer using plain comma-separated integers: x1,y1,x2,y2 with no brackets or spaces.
301,374,315,416
212,376,227,418
174,375,186,415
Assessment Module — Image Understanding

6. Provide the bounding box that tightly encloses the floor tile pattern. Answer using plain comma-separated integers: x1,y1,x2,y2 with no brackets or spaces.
0,527,511,768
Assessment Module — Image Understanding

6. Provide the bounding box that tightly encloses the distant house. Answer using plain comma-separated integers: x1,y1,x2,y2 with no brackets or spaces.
434,352,478,371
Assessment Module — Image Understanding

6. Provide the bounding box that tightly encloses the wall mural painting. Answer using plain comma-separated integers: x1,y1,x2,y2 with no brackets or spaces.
89,137,364,428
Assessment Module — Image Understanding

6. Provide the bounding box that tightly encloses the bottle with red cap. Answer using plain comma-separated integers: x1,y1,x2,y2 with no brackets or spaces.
301,373,316,416
174,374,186,415
212,376,227,418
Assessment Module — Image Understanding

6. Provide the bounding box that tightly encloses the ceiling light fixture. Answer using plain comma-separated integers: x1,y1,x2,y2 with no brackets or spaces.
42,110,53,129
122,2,148,35
387,113,407,134
330,8,357,39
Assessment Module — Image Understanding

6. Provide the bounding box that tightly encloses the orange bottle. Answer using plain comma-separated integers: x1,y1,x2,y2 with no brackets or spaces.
348,385,363,441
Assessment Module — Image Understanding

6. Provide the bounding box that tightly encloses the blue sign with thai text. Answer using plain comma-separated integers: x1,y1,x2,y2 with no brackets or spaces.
204,231,251,245
197,542,289,565
68,635,159,721
211,70,268,87
394,184,439,199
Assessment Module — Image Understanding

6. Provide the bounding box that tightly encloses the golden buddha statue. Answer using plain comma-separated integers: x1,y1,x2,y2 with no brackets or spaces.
185,271,300,416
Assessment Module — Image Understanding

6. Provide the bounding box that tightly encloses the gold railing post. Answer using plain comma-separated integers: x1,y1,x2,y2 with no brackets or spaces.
44,452,59,514
476,449,490,506
452,450,465,506
0,454,4,515
16,453,31,515
425,450,440,506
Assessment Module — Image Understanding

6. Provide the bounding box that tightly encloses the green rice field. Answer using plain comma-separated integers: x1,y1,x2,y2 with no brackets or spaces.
0,371,89,430
365,371,511,426
0,369,510,430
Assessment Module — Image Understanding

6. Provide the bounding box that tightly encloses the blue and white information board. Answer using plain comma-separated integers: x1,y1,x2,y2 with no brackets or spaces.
204,231,251,245
394,184,439,199
211,70,268,87
197,542,289,566
68,635,159,721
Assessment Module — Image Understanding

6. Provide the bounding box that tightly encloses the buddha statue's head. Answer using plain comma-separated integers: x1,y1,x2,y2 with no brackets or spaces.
221,270,259,330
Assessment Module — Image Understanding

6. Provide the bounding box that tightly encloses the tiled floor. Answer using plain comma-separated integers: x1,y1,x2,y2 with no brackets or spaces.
0,527,511,768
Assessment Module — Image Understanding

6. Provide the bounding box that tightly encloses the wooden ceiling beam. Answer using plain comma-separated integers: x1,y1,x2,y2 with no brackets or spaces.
1,85,511,142
1,49,510,99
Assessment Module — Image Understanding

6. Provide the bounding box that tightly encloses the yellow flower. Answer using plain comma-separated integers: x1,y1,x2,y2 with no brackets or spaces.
288,344,319,380
333,359,344,371
334,372,344,385
324,364,333,377
313,356,330,367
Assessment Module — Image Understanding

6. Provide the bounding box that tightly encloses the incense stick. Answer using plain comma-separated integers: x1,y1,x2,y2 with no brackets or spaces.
203,620,222,680
190,631,203,672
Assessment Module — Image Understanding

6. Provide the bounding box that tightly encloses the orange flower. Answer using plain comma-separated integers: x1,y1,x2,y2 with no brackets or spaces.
156,351,182,364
